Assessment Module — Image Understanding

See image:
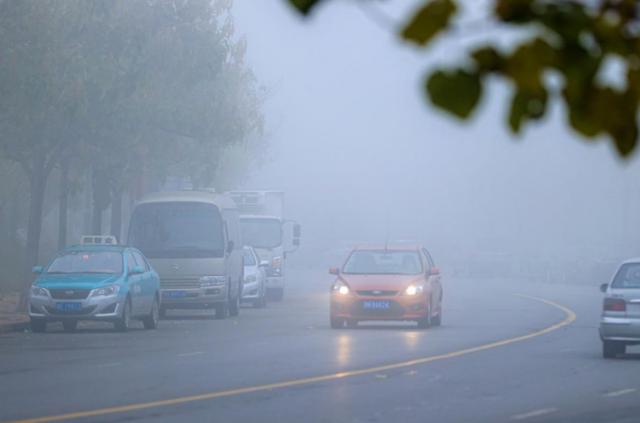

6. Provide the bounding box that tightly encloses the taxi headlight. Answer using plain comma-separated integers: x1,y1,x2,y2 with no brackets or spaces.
405,284,424,296
30,286,50,298
332,280,350,296
244,274,257,283
90,284,120,297
200,276,226,287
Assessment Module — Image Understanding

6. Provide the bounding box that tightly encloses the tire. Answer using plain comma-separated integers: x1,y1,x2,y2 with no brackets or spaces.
417,310,431,329
603,340,625,358
62,320,78,332
30,319,46,333
431,309,442,327
330,316,344,329
253,284,267,308
143,296,160,330
229,283,240,317
215,301,229,320
269,287,284,302
159,306,167,319
346,319,358,329
114,298,132,332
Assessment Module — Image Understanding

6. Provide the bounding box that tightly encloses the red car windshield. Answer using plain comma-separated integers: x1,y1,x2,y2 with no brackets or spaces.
343,251,423,275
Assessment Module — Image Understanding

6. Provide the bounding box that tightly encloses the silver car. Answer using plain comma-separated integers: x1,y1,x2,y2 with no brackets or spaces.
241,246,268,308
599,258,640,358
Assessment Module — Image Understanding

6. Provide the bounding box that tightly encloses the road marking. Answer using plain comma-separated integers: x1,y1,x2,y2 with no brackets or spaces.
96,362,121,368
604,388,637,398
177,351,204,357
511,407,558,420
4,294,576,423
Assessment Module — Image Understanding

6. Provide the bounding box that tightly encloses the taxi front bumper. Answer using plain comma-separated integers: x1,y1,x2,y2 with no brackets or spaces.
29,294,124,321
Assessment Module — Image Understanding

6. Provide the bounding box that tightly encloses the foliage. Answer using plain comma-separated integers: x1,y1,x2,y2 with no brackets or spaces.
288,0,640,157
0,0,264,297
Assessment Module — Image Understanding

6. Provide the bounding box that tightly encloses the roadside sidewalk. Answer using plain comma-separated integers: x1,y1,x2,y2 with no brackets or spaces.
0,293,29,333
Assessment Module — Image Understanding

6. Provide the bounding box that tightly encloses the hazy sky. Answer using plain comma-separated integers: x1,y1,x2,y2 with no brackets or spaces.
232,1,640,262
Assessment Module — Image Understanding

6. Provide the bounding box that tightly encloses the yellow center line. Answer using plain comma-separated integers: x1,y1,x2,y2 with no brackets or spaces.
5,294,576,423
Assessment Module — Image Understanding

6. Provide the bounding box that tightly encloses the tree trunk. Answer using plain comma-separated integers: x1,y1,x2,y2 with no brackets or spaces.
92,201,103,234
20,156,48,311
57,158,69,249
110,188,123,241
91,167,110,235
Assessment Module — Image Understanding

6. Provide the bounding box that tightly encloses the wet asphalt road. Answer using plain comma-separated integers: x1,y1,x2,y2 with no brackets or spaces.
1,269,639,423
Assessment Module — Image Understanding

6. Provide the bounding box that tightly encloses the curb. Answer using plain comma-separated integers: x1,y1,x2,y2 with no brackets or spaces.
0,317,30,334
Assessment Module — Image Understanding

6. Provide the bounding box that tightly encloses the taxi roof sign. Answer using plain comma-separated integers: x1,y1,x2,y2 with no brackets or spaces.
81,235,118,245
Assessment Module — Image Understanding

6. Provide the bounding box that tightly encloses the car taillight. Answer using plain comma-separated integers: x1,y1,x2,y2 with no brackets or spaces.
603,298,626,312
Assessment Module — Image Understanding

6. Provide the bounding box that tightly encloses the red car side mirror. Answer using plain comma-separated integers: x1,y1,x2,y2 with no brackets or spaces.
329,267,340,275
430,267,440,276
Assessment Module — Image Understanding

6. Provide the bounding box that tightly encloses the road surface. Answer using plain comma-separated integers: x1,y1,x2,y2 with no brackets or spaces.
1,269,638,423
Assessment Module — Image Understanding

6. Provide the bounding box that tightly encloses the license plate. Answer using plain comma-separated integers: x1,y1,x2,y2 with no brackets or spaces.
362,300,390,310
163,290,187,299
55,302,81,312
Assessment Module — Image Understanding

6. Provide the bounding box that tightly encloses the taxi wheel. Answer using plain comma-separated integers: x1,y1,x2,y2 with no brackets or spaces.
30,319,46,333
63,320,78,332
114,298,132,332
330,316,344,329
143,297,159,330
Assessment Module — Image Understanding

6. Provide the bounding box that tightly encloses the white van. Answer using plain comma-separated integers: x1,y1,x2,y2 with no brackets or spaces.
127,191,243,319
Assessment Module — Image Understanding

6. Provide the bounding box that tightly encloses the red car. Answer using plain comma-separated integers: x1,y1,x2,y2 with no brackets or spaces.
329,244,443,329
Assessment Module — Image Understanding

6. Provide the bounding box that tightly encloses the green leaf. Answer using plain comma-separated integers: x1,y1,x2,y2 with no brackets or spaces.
426,69,482,119
287,0,324,15
401,0,457,47
508,89,548,133
471,46,505,73
494,0,534,23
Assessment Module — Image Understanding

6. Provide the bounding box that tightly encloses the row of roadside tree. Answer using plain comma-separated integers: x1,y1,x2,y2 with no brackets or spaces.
0,0,265,308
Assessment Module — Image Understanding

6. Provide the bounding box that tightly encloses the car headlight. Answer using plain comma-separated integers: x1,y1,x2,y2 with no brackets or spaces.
405,284,424,296
90,284,120,297
332,280,350,295
30,286,49,298
244,274,257,283
200,276,226,287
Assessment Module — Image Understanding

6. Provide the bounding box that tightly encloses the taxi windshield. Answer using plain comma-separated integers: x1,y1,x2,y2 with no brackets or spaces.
343,250,423,275
46,251,123,275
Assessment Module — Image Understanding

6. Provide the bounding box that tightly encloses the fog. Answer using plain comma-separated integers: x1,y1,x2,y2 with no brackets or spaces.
232,1,640,276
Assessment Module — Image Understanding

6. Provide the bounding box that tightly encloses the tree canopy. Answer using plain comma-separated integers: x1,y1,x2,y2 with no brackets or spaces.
288,0,640,157
0,0,264,300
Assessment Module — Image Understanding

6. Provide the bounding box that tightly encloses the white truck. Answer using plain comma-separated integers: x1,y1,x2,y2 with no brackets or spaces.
229,191,300,301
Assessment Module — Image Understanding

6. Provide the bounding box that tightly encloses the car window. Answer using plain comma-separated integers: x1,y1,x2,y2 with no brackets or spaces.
422,248,434,271
343,250,423,275
132,251,149,271
126,252,137,274
243,248,257,266
612,263,640,289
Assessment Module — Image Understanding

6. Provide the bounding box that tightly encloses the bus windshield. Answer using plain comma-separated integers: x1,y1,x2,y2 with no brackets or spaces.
128,202,225,258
